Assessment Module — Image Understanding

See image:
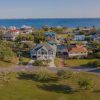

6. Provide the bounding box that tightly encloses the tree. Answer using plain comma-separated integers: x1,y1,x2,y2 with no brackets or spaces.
34,31,45,43
15,34,34,42
0,31,3,39
0,45,16,63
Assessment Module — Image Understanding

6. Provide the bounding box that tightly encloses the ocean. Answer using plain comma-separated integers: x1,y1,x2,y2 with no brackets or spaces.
0,18,100,28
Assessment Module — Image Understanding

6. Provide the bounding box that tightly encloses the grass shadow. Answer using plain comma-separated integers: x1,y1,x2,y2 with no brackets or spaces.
93,90,100,93
17,72,35,81
17,72,58,83
37,83,74,94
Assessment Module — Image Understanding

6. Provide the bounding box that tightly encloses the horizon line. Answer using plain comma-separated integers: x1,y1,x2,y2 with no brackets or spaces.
0,17,100,19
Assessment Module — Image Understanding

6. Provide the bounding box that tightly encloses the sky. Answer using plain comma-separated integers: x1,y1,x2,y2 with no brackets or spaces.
0,0,100,18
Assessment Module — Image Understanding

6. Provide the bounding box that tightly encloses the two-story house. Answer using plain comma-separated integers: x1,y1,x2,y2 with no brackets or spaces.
30,43,57,60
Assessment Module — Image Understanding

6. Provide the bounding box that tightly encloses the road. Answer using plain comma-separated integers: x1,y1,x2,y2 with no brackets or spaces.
0,60,100,76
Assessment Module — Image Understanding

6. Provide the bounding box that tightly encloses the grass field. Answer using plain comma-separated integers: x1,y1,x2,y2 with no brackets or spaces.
0,57,31,67
55,58,99,67
21,57,31,65
64,59,99,67
0,61,14,68
0,72,100,100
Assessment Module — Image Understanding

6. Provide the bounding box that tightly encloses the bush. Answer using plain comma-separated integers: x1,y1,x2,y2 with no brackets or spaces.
57,70,73,80
35,68,52,81
33,60,48,66
0,71,17,83
0,46,16,63
93,60,100,67
78,78,95,90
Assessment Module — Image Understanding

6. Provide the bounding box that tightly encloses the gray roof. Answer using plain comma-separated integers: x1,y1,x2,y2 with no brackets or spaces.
32,43,55,51
2,33,16,38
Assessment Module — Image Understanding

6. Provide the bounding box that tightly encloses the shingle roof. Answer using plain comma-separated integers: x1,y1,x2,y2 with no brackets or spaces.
33,43,55,51
69,45,88,53
2,33,16,38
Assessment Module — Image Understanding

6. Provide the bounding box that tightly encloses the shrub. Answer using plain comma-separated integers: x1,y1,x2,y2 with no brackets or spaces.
93,60,100,67
78,78,95,90
33,60,48,66
94,52,100,58
35,68,52,81
0,71,17,83
57,70,73,80
0,46,16,63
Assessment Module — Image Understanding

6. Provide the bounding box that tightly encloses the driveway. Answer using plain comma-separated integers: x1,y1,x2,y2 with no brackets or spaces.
26,60,34,68
49,59,56,68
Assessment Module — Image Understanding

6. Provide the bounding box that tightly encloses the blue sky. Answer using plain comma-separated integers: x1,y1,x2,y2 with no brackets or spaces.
0,0,100,18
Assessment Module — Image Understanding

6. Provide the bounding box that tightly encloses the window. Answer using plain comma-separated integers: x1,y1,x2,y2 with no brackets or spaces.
40,49,47,55
49,50,53,55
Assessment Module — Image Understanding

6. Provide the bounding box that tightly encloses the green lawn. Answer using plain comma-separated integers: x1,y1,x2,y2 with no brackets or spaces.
54,58,62,67
55,58,99,67
0,72,100,100
0,61,13,68
64,59,99,67
0,57,31,67
21,57,31,65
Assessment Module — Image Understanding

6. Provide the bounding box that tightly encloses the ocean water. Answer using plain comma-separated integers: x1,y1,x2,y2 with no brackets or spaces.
0,18,100,28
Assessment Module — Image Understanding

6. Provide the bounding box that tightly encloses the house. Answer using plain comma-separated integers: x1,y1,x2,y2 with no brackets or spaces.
45,32,57,45
45,32,56,40
9,29,20,35
76,27,92,33
57,38,66,44
74,35,85,41
57,44,68,57
92,31,100,42
68,45,88,58
2,32,17,40
2,28,20,41
30,43,57,60
20,25,34,34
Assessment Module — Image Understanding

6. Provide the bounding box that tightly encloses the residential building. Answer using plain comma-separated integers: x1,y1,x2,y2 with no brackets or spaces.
2,32,17,40
57,44,68,57
30,43,57,60
45,32,57,45
74,35,85,41
68,45,88,58
92,31,100,42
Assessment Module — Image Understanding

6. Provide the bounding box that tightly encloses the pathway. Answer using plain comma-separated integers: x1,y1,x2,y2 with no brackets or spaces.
49,59,56,68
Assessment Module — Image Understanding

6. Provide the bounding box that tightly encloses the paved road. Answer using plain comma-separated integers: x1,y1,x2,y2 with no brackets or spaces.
0,60,100,76
0,65,100,76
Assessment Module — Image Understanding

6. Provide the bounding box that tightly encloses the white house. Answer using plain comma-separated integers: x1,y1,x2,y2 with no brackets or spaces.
30,43,57,60
74,35,85,41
